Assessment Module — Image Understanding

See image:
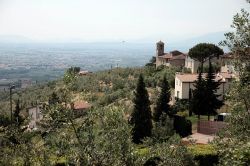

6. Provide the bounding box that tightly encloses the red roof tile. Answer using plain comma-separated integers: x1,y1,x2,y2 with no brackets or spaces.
171,54,186,60
176,73,227,83
71,101,91,110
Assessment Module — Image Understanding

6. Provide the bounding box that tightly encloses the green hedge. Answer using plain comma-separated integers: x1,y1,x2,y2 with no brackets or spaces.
188,144,218,166
173,115,192,137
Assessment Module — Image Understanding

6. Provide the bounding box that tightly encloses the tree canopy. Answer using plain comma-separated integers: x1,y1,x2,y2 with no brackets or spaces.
215,1,250,165
189,43,224,73
153,76,171,121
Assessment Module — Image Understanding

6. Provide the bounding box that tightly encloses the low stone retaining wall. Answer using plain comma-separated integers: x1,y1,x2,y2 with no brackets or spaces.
197,120,226,135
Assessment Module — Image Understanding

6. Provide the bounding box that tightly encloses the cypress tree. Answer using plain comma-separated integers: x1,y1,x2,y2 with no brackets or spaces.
130,74,152,144
191,71,206,119
153,76,171,121
49,92,60,105
14,99,22,126
204,60,224,120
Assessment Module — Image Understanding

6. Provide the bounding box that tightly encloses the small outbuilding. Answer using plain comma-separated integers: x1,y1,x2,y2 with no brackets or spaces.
70,101,91,117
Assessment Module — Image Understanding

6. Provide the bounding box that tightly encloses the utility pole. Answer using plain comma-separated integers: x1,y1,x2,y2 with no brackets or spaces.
9,84,15,122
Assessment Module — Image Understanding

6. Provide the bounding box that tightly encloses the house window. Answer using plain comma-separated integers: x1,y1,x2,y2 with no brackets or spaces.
176,80,178,85
177,91,179,99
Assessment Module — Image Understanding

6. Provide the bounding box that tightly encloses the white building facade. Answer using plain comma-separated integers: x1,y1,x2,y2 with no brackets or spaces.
174,73,234,100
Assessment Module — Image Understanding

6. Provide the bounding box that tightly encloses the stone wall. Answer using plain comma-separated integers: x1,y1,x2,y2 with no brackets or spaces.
169,59,185,67
197,120,226,135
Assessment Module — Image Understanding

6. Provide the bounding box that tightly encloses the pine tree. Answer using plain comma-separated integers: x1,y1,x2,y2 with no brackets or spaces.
204,60,224,120
130,74,152,144
153,76,171,121
191,72,206,119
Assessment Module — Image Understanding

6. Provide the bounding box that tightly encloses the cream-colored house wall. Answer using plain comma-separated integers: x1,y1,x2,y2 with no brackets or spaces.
216,83,225,100
181,82,195,99
185,56,199,73
174,77,182,98
221,65,235,73
156,57,170,67
174,76,232,100
185,56,222,74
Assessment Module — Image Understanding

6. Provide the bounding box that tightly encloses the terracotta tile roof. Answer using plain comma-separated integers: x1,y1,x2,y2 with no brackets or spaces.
176,73,227,83
170,50,183,56
158,53,186,60
176,74,199,82
158,53,172,59
158,51,186,60
71,101,91,110
171,54,186,60
79,70,92,75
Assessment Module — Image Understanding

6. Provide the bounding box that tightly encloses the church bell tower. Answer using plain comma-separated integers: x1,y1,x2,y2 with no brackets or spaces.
156,41,164,56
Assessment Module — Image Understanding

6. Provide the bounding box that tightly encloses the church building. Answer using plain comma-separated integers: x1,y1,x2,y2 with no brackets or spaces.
155,41,186,68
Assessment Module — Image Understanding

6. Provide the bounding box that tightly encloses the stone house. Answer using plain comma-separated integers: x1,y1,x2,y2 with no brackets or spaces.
70,101,91,117
219,53,235,73
184,54,200,73
155,41,186,68
154,41,236,74
184,55,225,74
79,70,92,76
174,72,234,100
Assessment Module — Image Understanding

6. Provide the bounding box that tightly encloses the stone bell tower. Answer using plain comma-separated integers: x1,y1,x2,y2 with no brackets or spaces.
156,41,164,56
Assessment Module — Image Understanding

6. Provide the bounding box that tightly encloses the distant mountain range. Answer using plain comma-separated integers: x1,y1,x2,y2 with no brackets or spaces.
167,31,227,52
0,31,228,52
0,35,34,43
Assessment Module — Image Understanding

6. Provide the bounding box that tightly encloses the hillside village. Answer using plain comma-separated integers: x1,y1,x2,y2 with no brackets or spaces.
25,41,237,130
0,36,248,165
0,1,249,165
0,37,248,165
154,41,236,101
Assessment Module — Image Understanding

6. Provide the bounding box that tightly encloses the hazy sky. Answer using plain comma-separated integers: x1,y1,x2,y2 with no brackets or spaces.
0,0,248,42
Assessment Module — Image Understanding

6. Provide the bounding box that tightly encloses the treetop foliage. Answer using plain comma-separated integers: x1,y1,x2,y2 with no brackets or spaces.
189,43,224,64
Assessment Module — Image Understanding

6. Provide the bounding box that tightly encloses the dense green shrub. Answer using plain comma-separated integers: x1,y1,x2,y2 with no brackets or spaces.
172,99,189,114
112,78,125,90
151,113,174,143
97,89,126,106
143,135,195,166
176,110,189,117
0,114,11,127
173,115,192,137
188,144,218,166
182,67,192,73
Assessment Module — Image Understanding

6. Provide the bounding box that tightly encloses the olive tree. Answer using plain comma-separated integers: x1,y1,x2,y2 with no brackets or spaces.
215,1,250,165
